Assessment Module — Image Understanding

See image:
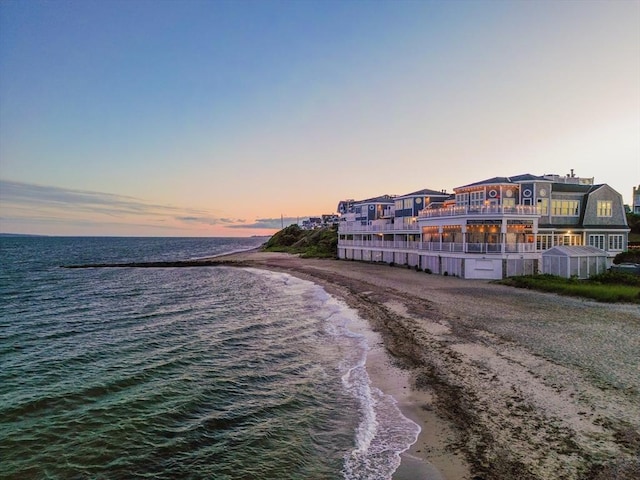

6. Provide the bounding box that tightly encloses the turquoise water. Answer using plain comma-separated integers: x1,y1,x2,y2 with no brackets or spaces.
0,237,419,479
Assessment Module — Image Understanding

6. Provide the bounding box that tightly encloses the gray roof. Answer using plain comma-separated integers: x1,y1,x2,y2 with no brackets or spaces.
397,188,449,198
357,194,395,204
457,174,543,189
542,246,607,257
550,183,598,193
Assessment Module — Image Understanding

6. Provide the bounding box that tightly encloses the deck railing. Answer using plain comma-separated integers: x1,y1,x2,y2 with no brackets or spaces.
338,240,537,254
339,222,419,233
419,205,539,218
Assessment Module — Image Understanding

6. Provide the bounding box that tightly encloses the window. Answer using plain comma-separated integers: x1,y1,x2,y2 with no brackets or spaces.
562,235,581,246
470,191,485,206
537,234,553,251
597,200,612,217
551,199,579,216
608,235,623,251
589,235,605,250
537,198,549,215
404,198,412,209
395,200,402,210
456,193,469,205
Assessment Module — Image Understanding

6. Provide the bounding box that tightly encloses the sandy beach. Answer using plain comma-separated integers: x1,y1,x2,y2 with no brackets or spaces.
208,251,640,480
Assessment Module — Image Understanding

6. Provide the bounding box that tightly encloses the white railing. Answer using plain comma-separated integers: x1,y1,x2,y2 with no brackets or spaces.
339,222,419,233
419,205,539,218
339,240,537,254
394,222,419,231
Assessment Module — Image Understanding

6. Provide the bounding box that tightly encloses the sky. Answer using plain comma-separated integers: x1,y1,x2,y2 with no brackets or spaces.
1,0,638,237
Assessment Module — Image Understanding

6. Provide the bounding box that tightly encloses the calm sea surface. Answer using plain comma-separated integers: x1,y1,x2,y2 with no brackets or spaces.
0,237,419,479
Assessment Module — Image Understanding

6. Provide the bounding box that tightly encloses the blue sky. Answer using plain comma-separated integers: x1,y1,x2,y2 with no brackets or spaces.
1,0,638,236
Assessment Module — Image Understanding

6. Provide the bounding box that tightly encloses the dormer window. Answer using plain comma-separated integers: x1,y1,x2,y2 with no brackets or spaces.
551,200,580,216
597,200,612,217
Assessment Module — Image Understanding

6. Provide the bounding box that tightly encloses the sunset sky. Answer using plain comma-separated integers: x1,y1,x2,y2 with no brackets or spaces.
1,0,638,237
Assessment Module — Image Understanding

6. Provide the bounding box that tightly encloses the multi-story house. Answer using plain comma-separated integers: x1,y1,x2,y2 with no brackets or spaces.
633,185,640,214
337,195,396,226
337,173,628,279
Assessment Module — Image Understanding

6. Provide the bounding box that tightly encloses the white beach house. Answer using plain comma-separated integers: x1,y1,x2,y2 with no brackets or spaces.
337,173,629,279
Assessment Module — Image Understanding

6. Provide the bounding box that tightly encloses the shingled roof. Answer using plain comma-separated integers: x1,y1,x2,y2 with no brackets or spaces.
397,188,449,197
457,174,544,189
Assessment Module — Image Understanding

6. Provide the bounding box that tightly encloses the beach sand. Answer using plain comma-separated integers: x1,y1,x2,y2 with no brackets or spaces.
209,251,640,480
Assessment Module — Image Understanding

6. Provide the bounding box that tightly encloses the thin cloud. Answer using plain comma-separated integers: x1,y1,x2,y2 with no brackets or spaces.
0,179,245,228
226,217,304,229
175,216,246,226
1,180,181,216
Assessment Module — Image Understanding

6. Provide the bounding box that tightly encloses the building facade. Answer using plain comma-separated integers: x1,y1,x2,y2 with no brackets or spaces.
337,173,629,279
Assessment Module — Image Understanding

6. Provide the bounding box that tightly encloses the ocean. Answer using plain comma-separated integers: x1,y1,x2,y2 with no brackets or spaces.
0,237,419,479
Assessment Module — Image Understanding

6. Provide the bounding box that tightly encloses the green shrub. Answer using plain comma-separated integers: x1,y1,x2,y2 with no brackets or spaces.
263,225,338,258
613,250,640,265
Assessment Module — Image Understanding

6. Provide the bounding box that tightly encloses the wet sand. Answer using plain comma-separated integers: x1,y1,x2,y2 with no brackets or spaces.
205,251,640,480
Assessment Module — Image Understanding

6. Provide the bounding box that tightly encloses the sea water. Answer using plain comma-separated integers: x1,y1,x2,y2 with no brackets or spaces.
0,237,419,479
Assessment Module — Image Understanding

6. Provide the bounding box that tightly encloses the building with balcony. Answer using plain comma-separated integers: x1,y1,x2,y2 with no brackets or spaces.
337,172,629,279
633,185,640,214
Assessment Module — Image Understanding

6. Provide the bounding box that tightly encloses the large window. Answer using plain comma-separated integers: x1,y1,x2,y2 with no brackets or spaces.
537,234,553,251
608,235,624,251
588,234,605,250
551,199,580,216
456,193,469,205
470,191,485,206
561,234,581,246
537,198,549,215
597,200,612,217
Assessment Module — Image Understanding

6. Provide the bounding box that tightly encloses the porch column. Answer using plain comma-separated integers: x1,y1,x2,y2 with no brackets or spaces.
461,224,467,253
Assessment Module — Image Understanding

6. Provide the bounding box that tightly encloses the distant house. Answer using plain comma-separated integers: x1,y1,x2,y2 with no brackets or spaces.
322,214,339,227
633,185,640,214
300,215,339,230
338,172,629,279
301,217,323,230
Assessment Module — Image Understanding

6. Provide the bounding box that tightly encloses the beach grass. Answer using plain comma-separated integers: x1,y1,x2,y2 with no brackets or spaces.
497,273,640,303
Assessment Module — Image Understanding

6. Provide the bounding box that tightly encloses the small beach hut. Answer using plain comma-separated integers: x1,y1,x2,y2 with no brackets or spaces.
541,246,608,279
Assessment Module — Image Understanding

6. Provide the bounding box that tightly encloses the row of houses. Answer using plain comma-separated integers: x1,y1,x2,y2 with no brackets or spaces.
300,214,340,230
337,172,629,279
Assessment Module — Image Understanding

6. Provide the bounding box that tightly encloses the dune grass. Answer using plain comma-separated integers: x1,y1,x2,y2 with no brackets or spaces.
497,273,640,304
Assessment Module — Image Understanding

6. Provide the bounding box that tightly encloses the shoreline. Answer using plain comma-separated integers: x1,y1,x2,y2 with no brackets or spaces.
208,251,640,480
64,250,640,478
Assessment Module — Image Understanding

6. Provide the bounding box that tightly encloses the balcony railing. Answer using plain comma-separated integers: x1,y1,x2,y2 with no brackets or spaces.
339,222,419,233
419,205,539,218
338,239,537,254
